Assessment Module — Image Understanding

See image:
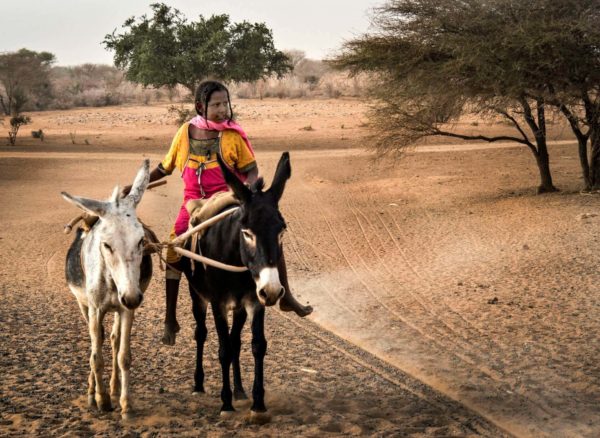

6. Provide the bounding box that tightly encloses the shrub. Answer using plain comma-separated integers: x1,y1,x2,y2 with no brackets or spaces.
8,115,31,145
168,104,195,125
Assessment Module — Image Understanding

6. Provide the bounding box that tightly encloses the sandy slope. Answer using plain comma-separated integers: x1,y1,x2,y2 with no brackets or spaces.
0,100,597,437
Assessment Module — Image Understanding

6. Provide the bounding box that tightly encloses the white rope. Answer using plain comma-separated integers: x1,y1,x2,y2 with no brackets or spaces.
170,205,248,272
172,247,248,272
171,207,240,246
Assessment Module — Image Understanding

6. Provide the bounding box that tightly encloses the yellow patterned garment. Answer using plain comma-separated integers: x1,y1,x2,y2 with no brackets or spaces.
160,122,256,174
161,122,257,236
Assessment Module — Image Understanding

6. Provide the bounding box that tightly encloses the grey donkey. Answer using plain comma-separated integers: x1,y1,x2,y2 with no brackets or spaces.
62,160,152,419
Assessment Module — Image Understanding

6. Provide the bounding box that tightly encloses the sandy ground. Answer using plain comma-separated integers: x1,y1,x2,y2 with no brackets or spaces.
1,99,598,437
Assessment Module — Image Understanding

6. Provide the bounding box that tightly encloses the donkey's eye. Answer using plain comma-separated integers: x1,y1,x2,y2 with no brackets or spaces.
103,242,113,253
138,238,144,248
241,229,256,244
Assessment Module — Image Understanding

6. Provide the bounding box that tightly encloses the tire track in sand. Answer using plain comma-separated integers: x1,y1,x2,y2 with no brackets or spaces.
278,312,513,438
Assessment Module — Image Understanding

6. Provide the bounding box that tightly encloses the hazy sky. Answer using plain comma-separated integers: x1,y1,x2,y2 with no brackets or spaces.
0,0,380,66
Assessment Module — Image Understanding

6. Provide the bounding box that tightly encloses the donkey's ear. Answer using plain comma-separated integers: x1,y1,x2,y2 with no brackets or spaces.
110,185,121,203
217,154,251,203
61,192,108,217
128,159,150,207
268,152,291,203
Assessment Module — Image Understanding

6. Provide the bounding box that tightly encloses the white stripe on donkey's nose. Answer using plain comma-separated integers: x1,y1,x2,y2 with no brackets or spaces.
256,267,283,306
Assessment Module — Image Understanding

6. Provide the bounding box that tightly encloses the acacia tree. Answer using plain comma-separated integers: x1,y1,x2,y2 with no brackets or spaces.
467,0,600,191
331,0,600,193
103,3,291,95
0,48,55,116
524,0,600,191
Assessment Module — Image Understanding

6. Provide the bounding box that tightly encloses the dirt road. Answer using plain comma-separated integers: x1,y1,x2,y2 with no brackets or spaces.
0,149,506,437
1,100,599,437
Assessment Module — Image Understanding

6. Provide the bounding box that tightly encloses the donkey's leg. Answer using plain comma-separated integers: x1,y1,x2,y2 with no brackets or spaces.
212,303,235,414
77,301,89,323
109,312,121,398
250,306,268,414
231,308,248,401
79,302,96,408
87,370,96,408
190,290,208,393
118,309,135,419
88,308,112,412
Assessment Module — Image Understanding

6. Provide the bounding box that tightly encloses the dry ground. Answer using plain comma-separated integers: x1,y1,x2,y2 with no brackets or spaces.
1,99,599,437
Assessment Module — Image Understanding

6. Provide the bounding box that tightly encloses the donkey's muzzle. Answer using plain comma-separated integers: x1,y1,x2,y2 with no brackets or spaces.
120,292,144,310
256,267,284,306
258,286,285,306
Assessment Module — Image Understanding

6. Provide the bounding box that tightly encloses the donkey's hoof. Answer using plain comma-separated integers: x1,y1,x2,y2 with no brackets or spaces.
121,411,135,421
97,395,113,412
87,395,97,409
234,389,248,401
247,410,271,425
219,409,236,417
161,324,179,346
161,333,176,346
98,402,113,412
192,389,205,396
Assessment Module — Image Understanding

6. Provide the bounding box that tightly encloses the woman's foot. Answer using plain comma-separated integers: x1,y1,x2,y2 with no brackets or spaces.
279,293,313,317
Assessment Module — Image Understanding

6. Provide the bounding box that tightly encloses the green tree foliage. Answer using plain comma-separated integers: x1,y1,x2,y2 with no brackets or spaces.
103,3,291,94
332,0,600,193
0,49,55,116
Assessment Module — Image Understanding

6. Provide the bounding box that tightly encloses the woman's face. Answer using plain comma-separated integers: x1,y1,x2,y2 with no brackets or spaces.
201,90,229,122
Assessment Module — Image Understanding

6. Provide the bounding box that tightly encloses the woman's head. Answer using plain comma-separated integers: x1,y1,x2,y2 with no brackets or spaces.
195,81,233,123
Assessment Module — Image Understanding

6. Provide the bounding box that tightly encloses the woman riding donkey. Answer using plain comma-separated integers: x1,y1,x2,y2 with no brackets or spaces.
124,80,312,345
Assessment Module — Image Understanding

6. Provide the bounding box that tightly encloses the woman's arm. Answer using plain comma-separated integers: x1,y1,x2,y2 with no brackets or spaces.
244,166,259,187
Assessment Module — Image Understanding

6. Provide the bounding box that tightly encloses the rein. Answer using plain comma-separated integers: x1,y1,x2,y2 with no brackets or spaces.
64,182,247,273
147,206,249,273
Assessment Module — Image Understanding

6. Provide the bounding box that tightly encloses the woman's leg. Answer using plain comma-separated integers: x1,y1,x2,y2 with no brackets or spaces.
162,269,182,346
277,250,313,317
162,224,186,345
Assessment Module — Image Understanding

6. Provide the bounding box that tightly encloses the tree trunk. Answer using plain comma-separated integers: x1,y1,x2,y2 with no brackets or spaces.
577,136,592,191
522,98,558,194
534,141,558,194
589,128,600,189
556,102,590,190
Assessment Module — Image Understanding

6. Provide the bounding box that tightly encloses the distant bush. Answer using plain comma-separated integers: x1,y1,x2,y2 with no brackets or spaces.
48,64,186,109
8,114,31,145
230,51,367,99
167,104,195,125
17,51,364,113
